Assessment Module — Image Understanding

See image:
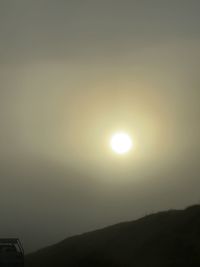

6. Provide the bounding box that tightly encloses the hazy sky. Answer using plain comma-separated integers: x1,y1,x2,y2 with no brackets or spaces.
0,0,200,252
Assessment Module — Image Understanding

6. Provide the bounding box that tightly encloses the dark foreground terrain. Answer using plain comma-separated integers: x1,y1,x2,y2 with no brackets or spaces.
26,205,200,267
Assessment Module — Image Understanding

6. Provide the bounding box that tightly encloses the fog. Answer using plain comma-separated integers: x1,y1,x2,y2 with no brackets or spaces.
0,0,200,252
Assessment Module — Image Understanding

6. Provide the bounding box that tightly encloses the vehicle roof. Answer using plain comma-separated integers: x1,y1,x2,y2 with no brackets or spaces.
0,239,20,243
0,239,24,254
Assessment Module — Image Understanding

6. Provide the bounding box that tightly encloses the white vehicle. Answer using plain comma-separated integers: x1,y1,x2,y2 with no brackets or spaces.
0,239,24,267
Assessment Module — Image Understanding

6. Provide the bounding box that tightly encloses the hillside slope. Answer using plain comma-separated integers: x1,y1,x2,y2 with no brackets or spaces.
26,205,200,267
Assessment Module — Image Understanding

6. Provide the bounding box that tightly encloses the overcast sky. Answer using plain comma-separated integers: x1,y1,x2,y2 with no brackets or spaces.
0,0,200,253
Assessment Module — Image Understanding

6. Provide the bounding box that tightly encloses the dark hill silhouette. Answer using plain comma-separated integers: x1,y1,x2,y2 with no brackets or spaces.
26,205,200,267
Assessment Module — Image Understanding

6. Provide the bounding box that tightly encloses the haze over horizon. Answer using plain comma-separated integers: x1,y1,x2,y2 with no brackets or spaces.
0,0,200,253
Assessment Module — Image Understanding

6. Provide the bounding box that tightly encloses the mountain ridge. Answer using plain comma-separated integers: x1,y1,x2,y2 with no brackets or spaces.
26,204,200,266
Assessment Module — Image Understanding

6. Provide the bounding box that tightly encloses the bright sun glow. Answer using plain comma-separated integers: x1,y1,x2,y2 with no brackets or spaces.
110,132,133,155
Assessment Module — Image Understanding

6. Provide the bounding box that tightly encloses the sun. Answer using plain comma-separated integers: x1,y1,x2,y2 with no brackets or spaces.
110,132,133,155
